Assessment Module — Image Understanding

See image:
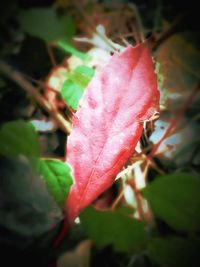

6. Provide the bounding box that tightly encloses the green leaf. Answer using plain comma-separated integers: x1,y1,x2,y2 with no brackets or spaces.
148,237,200,267
18,7,75,42
38,159,73,207
71,65,95,87
80,207,148,252
61,80,83,110
0,120,39,159
142,173,200,231
61,65,95,110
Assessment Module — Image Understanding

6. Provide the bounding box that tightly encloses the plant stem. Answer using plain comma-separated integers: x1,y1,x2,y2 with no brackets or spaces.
46,44,57,67
127,3,145,42
126,179,146,220
142,153,165,175
111,189,124,210
0,60,72,135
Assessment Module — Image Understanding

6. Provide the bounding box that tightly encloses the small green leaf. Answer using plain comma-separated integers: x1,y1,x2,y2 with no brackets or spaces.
38,159,73,207
61,79,83,110
61,65,95,109
18,7,75,42
71,65,95,87
0,120,39,159
149,237,200,267
142,173,200,231
80,207,148,252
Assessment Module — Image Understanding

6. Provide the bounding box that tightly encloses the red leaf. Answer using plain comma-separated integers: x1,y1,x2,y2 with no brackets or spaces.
66,43,160,222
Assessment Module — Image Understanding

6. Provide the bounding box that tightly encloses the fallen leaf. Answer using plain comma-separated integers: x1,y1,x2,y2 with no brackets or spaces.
156,35,200,94
66,43,159,221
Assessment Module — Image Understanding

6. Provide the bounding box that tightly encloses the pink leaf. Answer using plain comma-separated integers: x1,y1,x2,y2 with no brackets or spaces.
66,43,160,222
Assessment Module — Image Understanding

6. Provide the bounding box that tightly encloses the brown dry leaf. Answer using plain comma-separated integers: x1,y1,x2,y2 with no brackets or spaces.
156,34,200,94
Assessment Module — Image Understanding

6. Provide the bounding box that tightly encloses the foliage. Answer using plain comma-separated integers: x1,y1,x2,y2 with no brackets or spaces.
18,7,75,42
0,1,200,267
0,120,73,208
61,65,95,109
66,43,159,221
0,120,39,159
38,159,73,207
80,207,148,252
142,173,200,231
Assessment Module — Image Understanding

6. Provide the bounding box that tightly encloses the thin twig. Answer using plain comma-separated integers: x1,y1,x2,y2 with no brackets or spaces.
126,179,146,220
127,3,145,42
46,44,57,67
142,153,165,175
0,60,72,135
111,189,124,210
